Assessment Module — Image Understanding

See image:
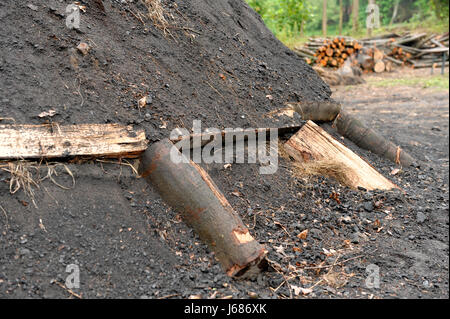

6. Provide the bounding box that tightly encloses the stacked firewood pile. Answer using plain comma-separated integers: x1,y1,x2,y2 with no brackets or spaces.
295,37,363,68
355,47,393,73
294,32,449,73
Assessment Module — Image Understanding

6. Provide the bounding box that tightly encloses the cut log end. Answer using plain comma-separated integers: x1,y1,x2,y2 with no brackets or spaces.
374,60,386,73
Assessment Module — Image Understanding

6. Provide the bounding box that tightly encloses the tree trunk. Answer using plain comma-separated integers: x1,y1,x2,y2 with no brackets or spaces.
322,0,327,37
352,0,359,33
389,0,399,26
339,0,343,35
139,139,267,278
367,0,375,37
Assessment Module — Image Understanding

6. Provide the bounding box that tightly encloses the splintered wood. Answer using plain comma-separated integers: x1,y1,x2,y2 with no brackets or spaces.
0,124,147,160
284,121,398,191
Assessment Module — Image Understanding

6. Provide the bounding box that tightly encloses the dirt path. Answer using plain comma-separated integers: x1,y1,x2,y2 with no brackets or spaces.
328,69,449,298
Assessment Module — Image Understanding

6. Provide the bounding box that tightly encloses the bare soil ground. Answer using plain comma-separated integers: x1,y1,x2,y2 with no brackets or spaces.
0,1,448,299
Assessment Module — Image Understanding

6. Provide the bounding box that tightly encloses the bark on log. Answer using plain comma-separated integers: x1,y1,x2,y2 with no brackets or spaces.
0,124,147,160
289,102,416,167
284,121,399,191
411,61,449,68
384,55,404,65
170,126,300,151
139,139,267,278
288,101,342,122
333,110,415,167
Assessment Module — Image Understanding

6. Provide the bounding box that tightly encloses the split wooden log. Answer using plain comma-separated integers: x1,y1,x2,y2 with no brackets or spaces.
0,124,147,160
139,139,267,278
288,102,416,167
284,121,398,191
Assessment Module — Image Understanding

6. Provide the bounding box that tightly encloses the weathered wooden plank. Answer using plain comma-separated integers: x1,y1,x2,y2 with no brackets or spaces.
0,124,147,159
284,121,399,191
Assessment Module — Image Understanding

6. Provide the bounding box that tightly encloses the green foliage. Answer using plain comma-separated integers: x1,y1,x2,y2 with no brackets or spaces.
430,0,449,20
245,0,312,37
246,0,449,42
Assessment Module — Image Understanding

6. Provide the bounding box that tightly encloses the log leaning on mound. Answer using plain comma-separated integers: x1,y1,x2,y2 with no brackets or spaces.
288,102,415,167
138,139,267,278
284,121,399,191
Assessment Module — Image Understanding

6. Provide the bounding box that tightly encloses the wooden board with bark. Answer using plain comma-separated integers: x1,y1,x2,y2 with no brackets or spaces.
284,121,399,191
0,124,148,160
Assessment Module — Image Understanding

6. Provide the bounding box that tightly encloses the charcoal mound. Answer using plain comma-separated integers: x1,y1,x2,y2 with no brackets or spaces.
0,0,448,300
0,0,330,141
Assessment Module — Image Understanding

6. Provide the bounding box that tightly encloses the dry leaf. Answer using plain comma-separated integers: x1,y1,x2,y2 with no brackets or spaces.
38,110,57,118
274,245,286,257
73,2,87,12
291,285,313,296
297,229,308,240
138,96,147,108
374,200,383,208
159,118,167,129
330,191,341,204
39,218,47,232
76,42,90,55
373,219,381,228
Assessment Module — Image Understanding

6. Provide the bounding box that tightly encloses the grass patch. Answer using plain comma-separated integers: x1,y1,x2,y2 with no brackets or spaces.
367,74,449,90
